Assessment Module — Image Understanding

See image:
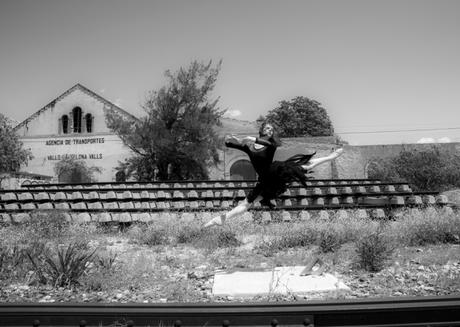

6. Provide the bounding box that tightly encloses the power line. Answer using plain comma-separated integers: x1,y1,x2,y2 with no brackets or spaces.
336,127,460,135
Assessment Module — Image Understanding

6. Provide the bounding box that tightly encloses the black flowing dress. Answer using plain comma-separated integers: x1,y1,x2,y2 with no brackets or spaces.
225,136,315,204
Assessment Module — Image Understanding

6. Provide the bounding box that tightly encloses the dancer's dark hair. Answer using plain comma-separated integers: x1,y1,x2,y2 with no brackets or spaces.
258,122,281,146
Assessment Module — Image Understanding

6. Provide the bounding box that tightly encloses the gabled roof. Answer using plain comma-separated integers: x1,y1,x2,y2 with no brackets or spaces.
14,83,139,131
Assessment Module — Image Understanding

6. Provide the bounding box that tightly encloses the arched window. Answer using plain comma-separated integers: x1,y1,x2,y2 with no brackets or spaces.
72,107,82,133
62,115,69,134
365,160,382,179
85,113,93,133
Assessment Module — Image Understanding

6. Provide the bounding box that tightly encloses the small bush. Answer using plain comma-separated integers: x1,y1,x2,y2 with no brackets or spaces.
315,220,354,253
317,227,343,253
196,228,242,250
355,228,394,272
138,225,169,246
277,229,314,248
96,251,118,271
368,145,460,191
334,213,379,243
25,241,97,287
176,224,203,244
81,251,118,292
216,230,241,247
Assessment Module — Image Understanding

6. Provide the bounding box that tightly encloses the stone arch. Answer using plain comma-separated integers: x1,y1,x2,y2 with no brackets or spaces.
229,159,256,180
21,180,31,186
364,160,381,179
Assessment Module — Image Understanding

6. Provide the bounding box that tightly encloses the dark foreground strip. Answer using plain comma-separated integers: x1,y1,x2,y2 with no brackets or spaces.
1,296,460,327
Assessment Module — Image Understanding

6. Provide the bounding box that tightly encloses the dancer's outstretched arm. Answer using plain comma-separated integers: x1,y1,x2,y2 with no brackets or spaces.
302,148,343,171
225,134,246,151
241,136,275,147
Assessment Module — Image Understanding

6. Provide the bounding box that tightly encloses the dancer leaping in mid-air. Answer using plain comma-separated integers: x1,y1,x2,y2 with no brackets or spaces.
203,122,343,228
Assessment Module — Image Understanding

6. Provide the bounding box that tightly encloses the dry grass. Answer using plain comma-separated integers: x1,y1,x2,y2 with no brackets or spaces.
1,207,459,302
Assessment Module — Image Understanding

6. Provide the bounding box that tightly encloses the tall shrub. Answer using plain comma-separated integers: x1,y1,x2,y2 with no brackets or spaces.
106,60,224,181
368,145,460,191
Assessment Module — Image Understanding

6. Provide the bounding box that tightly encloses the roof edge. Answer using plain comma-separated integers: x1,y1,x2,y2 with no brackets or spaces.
14,83,140,131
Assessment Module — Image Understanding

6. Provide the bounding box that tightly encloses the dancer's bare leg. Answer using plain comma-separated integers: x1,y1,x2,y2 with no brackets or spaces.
203,196,262,228
302,148,343,171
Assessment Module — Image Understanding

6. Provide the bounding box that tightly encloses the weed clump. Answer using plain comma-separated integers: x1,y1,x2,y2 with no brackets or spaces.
256,220,348,254
314,220,350,253
355,227,394,272
390,208,460,246
140,227,169,246
176,224,203,244
317,227,343,253
128,223,169,246
216,230,241,247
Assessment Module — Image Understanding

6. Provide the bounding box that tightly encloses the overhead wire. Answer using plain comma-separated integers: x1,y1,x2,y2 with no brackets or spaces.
335,126,460,135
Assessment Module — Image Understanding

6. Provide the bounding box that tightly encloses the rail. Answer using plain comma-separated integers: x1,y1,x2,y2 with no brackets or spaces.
1,296,460,327
20,178,384,188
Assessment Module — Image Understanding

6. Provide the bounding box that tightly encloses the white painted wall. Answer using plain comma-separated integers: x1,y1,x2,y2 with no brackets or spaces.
21,134,132,182
17,86,134,182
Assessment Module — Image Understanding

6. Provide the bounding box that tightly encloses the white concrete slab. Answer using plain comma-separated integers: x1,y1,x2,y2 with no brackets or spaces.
213,270,273,297
212,266,350,298
271,266,350,294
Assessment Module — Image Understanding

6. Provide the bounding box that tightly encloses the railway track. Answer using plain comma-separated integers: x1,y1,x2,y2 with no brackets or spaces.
1,296,460,327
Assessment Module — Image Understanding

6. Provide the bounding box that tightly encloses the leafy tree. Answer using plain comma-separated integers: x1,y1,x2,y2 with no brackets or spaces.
257,96,335,137
368,145,460,191
54,157,102,183
106,60,225,181
0,113,33,174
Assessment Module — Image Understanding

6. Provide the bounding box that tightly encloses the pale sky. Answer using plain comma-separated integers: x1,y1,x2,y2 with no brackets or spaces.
1,0,459,145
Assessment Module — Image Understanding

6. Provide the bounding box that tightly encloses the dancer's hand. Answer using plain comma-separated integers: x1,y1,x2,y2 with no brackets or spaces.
225,134,240,143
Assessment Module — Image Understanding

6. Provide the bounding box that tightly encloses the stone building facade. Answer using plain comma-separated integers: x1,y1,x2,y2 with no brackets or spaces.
15,84,135,182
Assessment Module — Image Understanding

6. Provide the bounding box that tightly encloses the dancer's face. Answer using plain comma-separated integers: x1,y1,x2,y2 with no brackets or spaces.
262,124,274,138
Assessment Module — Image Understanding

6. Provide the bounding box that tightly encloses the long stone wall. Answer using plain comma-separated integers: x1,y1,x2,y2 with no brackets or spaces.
339,142,460,179
209,136,342,180
209,139,460,180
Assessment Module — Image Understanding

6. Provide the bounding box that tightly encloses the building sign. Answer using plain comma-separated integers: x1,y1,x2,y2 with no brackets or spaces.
47,154,103,160
44,137,105,160
45,137,105,146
